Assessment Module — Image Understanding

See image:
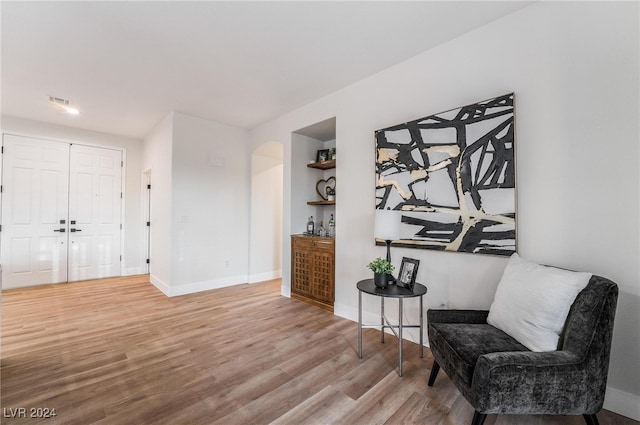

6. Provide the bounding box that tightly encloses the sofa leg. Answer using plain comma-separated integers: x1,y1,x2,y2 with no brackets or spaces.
583,414,600,425
471,411,487,425
428,361,440,386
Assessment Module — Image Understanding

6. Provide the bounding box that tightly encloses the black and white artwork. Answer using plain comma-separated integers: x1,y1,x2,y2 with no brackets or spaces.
375,93,516,256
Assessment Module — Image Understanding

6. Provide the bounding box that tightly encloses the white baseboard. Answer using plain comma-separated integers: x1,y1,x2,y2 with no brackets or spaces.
248,270,281,284
149,274,250,297
334,302,358,322
335,302,388,330
149,274,170,296
169,274,248,297
604,386,640,421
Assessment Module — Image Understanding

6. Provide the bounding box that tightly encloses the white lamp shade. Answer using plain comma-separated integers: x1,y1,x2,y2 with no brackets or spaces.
374,209,401,241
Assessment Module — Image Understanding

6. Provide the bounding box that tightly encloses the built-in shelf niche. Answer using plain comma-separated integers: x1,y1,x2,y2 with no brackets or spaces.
292,117,336,235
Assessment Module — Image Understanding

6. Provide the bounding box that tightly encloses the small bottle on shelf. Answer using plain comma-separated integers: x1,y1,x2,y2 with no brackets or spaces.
307,216,314,235
317,220,325,237
328,214,335,238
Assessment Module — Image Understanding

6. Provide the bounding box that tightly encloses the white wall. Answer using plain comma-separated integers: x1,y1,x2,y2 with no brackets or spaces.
249,142,283,283
169,112,250,295
142,113,174,292
249,2,639,419
1,115,145,275
291,133,324,234
143,112,252,296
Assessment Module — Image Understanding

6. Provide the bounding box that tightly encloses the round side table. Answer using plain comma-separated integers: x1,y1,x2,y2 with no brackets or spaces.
356,279,427,376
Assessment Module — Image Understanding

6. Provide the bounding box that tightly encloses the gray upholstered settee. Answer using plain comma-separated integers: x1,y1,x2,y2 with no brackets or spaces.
427,275,618,425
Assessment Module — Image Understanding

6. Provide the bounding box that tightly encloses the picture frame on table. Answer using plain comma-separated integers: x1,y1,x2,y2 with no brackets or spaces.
316,149,330,163
397,257,420,290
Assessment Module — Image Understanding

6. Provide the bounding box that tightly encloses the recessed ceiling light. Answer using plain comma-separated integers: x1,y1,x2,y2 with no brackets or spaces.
48,96,79,115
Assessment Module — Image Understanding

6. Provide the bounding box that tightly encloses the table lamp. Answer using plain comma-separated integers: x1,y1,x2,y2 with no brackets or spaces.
374,209,401,263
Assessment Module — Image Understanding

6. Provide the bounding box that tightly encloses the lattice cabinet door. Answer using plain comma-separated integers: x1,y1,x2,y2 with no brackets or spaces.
291,235,335,311
311,250,335,304
291,237,313,297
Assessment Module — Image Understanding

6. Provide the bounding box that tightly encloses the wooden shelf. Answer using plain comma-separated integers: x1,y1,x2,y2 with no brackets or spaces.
307,200,335,206
307,159,336,170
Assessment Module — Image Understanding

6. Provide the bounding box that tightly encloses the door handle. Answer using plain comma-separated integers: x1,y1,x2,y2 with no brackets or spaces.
70,229,82,232
53,228,66,232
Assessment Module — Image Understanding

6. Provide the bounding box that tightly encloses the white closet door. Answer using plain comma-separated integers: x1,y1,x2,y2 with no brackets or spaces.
1,134,70,287
68,144,122,282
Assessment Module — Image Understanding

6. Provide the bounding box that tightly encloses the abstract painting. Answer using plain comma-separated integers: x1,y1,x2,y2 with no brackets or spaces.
375,93,516,256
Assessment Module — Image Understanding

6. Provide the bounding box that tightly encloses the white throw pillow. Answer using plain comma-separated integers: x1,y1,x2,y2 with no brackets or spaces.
487,253,591,352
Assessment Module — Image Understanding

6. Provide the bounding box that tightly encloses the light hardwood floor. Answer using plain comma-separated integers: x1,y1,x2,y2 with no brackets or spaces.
1,275,637,425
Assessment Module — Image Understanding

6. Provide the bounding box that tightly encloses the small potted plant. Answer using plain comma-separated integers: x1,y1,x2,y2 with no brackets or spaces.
367,257,394,288
329,147,336,160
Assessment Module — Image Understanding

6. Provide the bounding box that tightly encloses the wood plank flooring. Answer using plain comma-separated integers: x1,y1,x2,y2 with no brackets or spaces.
1,275,637,425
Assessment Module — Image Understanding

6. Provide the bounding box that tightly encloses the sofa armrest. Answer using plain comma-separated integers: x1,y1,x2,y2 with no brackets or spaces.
472,350,601,414
427,309,489,324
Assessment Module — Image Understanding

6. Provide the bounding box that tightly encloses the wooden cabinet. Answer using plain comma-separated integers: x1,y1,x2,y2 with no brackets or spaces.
291,235,335,311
